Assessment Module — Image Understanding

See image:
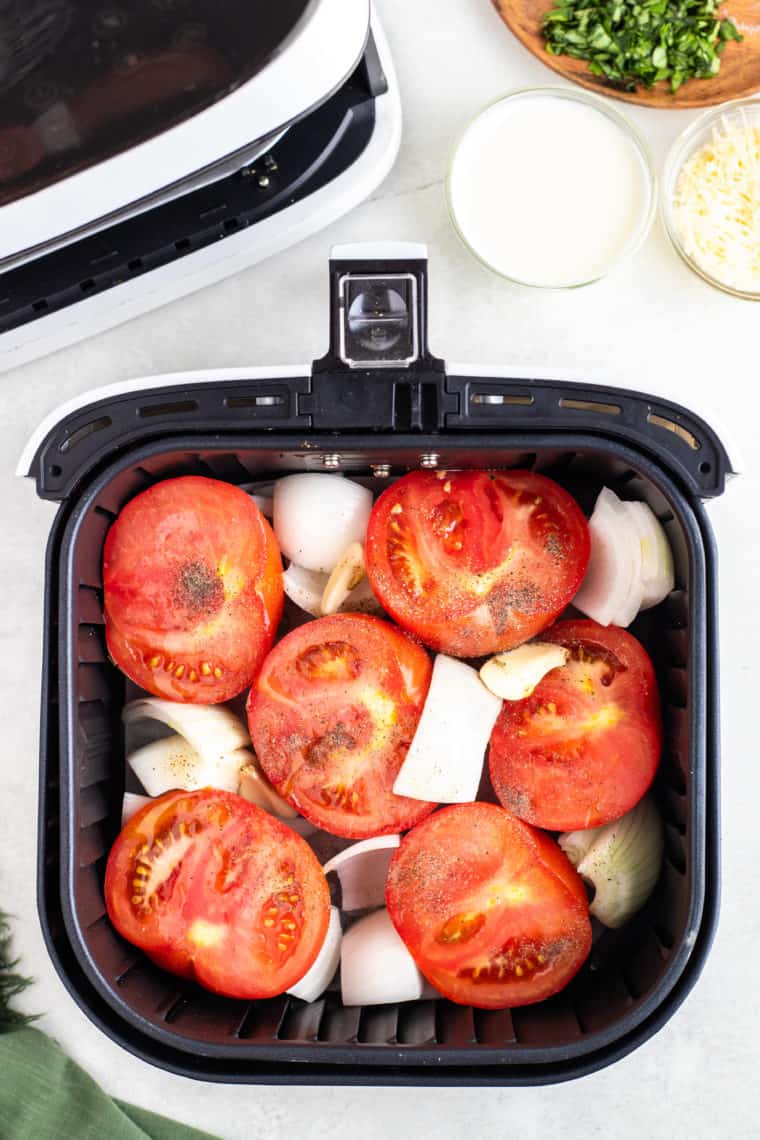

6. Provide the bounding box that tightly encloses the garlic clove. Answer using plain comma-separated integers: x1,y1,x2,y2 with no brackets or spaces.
283,558,382,618
479,642,570,702
320,542,366,616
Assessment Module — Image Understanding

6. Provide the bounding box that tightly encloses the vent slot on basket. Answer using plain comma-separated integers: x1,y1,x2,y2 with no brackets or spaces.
226,395,287,409
647,413,700,451
358,1004,400,1044
236,997,289,1042
318,997,362,1044
470,391,534,408
559,398,621,416
138,400,199,418
59,416,112,454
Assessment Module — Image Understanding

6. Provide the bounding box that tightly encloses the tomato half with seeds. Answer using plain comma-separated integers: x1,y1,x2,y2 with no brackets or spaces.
105,789,330,999
364,469,590,657
103,476,283,703
247,613,435,839
489,620,662,831
385,802,591,1009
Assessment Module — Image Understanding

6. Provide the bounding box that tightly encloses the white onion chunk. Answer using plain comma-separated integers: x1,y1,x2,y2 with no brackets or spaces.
323,835,400,911
287,907,342,1003
341,910,425,1007
273,474,373,573
393,655,502,803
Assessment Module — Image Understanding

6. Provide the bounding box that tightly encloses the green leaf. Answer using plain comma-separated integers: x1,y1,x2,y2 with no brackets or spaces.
0,912,38,1033
540,0,743,91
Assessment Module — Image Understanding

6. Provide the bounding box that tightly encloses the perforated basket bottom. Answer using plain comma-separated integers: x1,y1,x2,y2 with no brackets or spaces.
48,435,709,1079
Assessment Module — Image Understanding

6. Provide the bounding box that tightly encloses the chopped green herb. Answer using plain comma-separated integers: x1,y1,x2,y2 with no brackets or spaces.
542,0,743,94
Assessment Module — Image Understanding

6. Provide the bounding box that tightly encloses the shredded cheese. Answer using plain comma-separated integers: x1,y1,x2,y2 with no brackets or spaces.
672,116,760,293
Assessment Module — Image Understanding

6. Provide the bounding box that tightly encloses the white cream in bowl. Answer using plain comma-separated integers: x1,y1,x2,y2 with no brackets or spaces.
447,89,654,289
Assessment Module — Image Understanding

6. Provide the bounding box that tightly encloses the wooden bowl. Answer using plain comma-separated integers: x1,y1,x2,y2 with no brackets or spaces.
491,0,760,108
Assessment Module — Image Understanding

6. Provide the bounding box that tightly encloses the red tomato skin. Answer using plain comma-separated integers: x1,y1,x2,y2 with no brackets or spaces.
365,470,590,657
105,790,330,999
489,620,662,831
247,613,436,840
385,803,592,1009
103,476,283,703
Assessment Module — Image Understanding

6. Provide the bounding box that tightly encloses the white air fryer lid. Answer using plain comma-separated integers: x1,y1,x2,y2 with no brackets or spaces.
0,0,370,268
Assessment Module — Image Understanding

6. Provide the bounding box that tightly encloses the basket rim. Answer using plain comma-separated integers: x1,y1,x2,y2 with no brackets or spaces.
41,427,720,1081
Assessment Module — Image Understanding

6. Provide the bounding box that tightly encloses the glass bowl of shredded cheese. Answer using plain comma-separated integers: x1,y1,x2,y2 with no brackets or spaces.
663,97,760,299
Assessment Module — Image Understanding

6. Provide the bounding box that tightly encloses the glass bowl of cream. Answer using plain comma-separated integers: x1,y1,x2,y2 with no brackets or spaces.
662,97,760,300
446,87,656,290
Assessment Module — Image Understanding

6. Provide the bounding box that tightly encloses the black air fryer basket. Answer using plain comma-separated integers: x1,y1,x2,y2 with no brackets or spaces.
26,248,730,1085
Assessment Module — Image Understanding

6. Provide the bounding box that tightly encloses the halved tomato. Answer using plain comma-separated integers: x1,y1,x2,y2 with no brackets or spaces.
103,476,283,703
105,789,330,999
364,469,589,657
385,802,591,1009
247,613,435,839
488,620,662,831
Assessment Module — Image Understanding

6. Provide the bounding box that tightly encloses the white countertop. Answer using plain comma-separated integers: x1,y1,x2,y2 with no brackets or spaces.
1,0,758,1135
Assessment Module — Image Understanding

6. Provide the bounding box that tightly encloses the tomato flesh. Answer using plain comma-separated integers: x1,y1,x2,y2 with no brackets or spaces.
385,803,591,1008
103,476,283,703
365,469,590,657
105,790,330,999
247,613,435,839
489,619,662,831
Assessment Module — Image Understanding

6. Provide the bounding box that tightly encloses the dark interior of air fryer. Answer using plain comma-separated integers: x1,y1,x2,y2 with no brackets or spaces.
64,437,697,1064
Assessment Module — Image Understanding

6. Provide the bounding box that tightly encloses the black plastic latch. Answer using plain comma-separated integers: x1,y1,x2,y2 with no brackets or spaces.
305,245,455,431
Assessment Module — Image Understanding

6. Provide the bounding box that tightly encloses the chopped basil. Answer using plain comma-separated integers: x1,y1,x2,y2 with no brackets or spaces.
542,0,743,94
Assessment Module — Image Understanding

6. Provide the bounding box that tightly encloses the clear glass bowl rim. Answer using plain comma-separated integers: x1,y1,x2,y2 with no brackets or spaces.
445,85,658,290
661,94,760,301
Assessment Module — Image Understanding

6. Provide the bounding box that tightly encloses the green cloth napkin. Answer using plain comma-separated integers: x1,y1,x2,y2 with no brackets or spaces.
0,1028,219,1140
0,916,219,1140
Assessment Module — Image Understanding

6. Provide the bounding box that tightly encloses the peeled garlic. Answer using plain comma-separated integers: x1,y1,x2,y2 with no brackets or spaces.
320,542,366,616
283,561,381,617
559,797,664,929
479,642,570,701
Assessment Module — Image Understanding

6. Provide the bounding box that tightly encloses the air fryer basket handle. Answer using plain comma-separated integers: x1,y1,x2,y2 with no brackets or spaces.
305,244,733,497
25,246,733,501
